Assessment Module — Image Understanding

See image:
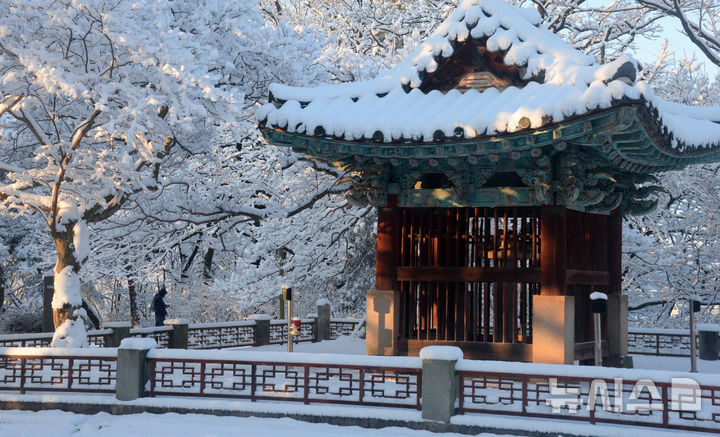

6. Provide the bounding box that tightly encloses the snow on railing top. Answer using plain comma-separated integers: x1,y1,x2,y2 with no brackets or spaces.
148,348,422,369
628,327,690,335
330,318,362,323
697,323,720,332
456,358,719,387
0,346,117,357
188,320,256,329
102,321,132,329
0,332,55,341
129,326,173,334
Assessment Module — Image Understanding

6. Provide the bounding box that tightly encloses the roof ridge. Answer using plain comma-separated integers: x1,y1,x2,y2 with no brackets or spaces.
270,0,601,102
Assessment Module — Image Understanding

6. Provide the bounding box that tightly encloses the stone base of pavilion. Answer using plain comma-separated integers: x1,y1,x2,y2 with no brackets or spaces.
367,289,631,366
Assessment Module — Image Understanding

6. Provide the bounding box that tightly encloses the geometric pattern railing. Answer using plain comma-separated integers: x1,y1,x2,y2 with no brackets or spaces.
128,326,173,348
329,319,362,339
269,319,316,345
88,329,113,347
457,369,720,433
0,351,117,394
0,324,702,356
0,333,53,348
148,356,421,409
1,346,718,433
187,322,255,349
0,318,363,350
627,329,693,357
0,329,112,348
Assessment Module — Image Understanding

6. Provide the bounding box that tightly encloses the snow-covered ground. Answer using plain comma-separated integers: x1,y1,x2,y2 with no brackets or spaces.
242,336,720,374
0,410,510,437
239,335,367,354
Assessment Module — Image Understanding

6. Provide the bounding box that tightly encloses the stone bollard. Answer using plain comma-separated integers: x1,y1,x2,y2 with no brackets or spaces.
103,321,132,348
698,324,720,361
116,338,157,401
250,314,271,346
317,299,331,341
164,319,189,349
419,346,463,422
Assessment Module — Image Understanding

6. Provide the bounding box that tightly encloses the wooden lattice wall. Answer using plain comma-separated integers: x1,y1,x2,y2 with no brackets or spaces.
376,199,621,361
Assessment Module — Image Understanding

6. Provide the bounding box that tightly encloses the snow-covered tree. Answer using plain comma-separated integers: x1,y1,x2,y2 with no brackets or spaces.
0,0,255,344
638,0,720,67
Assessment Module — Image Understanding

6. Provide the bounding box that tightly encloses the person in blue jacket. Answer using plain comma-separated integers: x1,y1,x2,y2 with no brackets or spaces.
153,287,168,326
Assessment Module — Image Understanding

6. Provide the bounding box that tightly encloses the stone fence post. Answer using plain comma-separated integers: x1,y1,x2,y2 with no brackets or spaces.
698,324,720,361
317,299,331,341
164,319,189,349
420,346,463,422
116,338,157,401
103,321,132,348
250,314,271,346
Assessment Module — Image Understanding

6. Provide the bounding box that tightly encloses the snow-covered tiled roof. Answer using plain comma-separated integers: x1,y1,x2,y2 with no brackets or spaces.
258,0,720,151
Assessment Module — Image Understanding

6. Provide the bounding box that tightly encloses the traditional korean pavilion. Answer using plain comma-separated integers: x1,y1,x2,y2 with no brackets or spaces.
259,0,720,364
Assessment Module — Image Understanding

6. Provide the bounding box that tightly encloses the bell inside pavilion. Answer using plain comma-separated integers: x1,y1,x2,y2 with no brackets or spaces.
259,0,720,364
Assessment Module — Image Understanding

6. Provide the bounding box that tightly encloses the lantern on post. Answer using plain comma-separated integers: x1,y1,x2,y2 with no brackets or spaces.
283,286,293,352
689,295,703,373
590,291,608,366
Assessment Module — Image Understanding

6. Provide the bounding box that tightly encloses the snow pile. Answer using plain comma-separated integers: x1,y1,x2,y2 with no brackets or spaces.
259,0,720,151
589,292,608,301
419,346,464,361
49,265,89,348
72,221,89,263
119,338,157,350
51,266,82,309
317,298,331,306
248,314,271,321
51,318,88,348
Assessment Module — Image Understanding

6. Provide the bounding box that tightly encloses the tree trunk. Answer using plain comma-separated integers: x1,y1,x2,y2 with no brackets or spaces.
0,264,5,312
52,229,81,328
81,300,101,329
128,276,139,327
203,248,214,279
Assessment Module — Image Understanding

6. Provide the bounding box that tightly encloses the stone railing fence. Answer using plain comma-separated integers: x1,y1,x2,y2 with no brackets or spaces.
0,345,718,433
5,322,717,359
628,326,720,359
0,301,366,350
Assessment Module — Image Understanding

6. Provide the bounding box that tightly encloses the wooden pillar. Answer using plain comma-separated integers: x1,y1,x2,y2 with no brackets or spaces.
607,207,622,294
606,207,629,365
534,205,574,363
540,205,567,296
375,195,401,290
368,195,401,355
